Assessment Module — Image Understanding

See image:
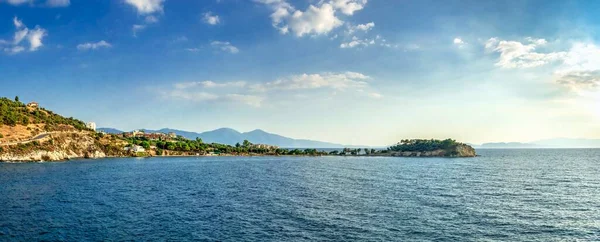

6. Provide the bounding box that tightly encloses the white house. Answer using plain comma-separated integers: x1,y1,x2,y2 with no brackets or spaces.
86,122,96,131
125,145,146,153
132,145,145,152
132,130,144,137
27,102,39,108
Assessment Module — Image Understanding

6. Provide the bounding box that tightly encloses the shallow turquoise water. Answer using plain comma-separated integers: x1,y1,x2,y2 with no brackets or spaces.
1,149,599,241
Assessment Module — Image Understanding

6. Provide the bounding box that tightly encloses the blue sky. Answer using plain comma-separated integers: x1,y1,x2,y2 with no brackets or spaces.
1,0,600,145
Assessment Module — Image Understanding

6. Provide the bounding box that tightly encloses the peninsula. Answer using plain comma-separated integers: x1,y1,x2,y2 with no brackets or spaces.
0,97,476,162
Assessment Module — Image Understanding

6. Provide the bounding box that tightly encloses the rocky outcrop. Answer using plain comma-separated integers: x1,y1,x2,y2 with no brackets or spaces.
374,144,477,158
0,132,112,162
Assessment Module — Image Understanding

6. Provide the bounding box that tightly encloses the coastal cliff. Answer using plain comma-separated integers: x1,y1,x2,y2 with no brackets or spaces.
0,132,126,162
1,97,476,162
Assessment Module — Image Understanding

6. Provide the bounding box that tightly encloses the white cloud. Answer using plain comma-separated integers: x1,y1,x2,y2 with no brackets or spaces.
286,4,342,37
225,94,264,107
554,43,600,92
453,38,465,45
203,12,220,25
347,22,374,34
185,48,200,52
163,71,379,107
369,92,382,99
525,37,547,46
27,27,46,51
77,40,112,50
340,36,375,48
330,0,368,15
258,0,369,37
486,38,600,94
485,37,566,68
163,81,262,107
1,17,47,54
5,0,31,5
211,41,239,54
2,0,70,7
4,46,25,54
555,70,600,91
46,0,69,7
175,81,246,89
132,24,146,37
124,0,164,15
252,71,370,91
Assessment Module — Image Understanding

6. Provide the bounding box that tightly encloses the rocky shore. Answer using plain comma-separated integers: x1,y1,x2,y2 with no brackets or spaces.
0,132,124,162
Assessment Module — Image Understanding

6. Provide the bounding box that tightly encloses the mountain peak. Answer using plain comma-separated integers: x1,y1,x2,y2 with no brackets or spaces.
246,129,268,134
211,127,241,134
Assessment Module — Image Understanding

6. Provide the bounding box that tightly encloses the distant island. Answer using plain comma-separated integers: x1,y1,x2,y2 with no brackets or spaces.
0,97,476,162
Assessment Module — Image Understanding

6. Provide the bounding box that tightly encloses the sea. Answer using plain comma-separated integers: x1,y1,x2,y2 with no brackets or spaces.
0,149,598,241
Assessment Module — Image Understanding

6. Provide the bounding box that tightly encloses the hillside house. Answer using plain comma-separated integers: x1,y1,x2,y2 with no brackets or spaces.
86,122,96,131
26,102,39,108
124,145,146,153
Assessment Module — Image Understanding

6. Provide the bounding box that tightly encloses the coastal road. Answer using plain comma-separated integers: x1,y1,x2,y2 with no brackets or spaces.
0,132,61,146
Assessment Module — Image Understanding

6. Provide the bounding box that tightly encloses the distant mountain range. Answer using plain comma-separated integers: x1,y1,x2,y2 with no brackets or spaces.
98,127,600,149
98,127,348,148
473,138,600,148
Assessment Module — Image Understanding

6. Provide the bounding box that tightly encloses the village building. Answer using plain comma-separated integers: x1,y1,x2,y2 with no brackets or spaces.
124,145,146,153
26,102,39,108
251,144,279,150
132,130,144,137
86,122,96,131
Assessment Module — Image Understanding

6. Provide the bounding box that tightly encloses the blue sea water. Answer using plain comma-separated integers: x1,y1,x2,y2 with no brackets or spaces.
0,149,599,241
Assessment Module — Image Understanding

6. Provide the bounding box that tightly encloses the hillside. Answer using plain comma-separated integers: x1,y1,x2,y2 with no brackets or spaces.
97,127,124,134
0,97,126,161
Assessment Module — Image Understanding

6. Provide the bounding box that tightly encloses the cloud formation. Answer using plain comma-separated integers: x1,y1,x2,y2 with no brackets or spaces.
211,41,239,54
555,70,600,90
132,24,146,37
485,38,600,94
340,36,375,48
485,37,566,68
163,80,261,107
554,43,600,92
163,71,379,107
1,17,47,54
203,12,220,25
251,71,371,91
124,0,164,15
257,0,368,37
2,0,69,7
77,40,112,50
347,22,374,34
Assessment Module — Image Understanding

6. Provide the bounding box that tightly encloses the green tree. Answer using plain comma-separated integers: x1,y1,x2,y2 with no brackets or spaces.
243,139,252,147
141,141,151,149
14,96,19,102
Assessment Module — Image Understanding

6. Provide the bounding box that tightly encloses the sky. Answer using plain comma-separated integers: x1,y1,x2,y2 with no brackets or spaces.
1,0,600,146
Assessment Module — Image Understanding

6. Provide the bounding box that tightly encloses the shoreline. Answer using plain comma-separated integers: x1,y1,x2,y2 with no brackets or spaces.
0,152,478,163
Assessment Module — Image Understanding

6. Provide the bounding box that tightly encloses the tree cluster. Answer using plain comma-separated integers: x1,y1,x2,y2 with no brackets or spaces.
388,139,459,152
0,97,89,130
